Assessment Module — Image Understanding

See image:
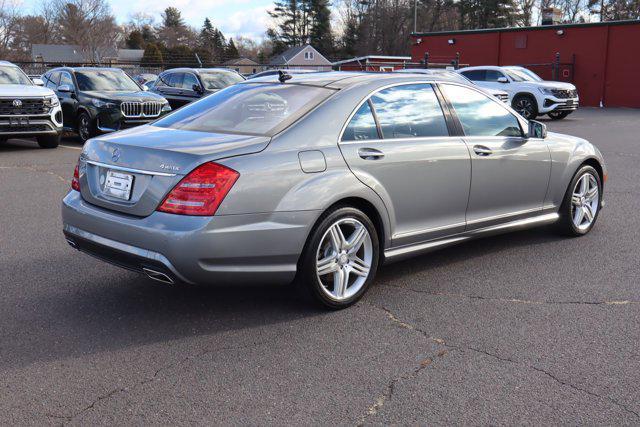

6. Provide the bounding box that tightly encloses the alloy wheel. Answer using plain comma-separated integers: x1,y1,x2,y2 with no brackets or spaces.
78,116,90,141
571,172,599,231
315,218,373,301
515,98,534,119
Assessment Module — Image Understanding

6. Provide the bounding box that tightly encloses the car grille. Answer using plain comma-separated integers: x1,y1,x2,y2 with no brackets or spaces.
0,123,51,132
120,101,163,118
496,93,509,103
551,89,578,99
0,98,49,115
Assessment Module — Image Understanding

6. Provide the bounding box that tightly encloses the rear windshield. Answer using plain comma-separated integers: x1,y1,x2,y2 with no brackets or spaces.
200,71,244,90
153,83,335,136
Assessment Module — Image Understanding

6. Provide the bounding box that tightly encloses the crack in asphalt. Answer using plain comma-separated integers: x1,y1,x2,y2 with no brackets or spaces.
380,283,639,306
45,340,268,424
360,302,640,422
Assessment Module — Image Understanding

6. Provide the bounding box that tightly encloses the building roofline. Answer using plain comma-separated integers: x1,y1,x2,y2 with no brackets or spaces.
411,19,640,37
332,55,412,66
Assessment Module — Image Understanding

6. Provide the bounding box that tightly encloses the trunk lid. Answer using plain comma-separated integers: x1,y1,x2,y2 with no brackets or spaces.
79,124,269,217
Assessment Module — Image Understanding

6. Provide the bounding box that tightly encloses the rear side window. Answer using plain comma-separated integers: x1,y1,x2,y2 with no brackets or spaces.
168,73,184,88
182,73,199,90
461,70,486,81
440,84,522,137
342,101,379,141
485,70,506,82
154,83,335,136
371,84,448,139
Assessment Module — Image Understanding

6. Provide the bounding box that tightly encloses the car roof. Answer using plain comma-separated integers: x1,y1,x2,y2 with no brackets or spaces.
0,60,17,67
459,65,505,71
50,66,126,73
241,70,471,89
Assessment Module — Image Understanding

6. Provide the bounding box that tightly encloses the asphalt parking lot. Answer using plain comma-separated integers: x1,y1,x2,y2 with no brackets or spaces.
1,108,639,425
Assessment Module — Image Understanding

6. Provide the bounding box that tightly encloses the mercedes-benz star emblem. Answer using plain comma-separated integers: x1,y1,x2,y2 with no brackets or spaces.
112,148,121,162
12,99,22,108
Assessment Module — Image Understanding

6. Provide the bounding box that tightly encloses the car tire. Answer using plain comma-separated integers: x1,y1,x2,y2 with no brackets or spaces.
556,165,602,237
548,111,570,120
36,134,60,149
296,206,380,310
512,94,538,120
77,112,95,143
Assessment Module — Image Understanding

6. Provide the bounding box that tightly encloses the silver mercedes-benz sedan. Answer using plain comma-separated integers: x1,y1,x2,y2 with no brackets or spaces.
62,72,606,309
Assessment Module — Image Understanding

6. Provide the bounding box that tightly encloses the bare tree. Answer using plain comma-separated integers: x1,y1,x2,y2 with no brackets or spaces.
0,0,21,58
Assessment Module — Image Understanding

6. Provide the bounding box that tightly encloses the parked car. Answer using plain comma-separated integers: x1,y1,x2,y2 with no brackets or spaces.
43,67,171,142
0,61,62,148
62,72,606,309
458,65,579,120
394,68,510,103
247,69,318,79
132,73,157,86
149,68,244,109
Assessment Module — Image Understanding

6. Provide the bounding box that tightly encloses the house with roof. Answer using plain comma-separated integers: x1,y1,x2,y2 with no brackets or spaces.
31,44,87,63
223,57,263,75
332,55,413,72
268,45,332,71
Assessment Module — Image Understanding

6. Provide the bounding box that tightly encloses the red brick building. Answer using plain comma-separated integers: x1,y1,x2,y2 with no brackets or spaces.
410,20,640,107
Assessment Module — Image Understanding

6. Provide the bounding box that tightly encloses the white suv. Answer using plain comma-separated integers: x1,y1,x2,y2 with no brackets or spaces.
458,65,579,120
0,61,63,148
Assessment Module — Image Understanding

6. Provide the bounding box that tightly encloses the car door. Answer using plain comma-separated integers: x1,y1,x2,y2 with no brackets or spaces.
439,83,551,228
57,71,78,128
338,83,471,247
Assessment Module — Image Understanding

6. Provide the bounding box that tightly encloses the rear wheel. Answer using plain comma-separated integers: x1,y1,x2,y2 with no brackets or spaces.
77,112,95,143
556,165,601,236
512,94,538,120
297,206,379,309
548,111,570,120
36,134,60,149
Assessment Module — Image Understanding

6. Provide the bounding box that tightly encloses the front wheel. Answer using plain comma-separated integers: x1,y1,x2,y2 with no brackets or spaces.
36,134,60,148
556,165,602,236
512,95,538,120
77,112,95,143
297,206,379,309
548,111,570,120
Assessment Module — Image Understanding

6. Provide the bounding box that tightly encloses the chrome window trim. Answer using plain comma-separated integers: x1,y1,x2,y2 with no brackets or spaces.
84,160,177,177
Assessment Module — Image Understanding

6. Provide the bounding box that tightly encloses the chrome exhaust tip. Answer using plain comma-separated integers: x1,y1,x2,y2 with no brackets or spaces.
142,267,175,285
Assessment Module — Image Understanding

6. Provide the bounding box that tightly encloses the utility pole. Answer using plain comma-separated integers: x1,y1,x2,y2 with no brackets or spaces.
414,0,418,33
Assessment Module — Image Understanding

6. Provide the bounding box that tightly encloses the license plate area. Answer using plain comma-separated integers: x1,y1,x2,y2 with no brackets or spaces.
9,116,29,127
103,170,134,200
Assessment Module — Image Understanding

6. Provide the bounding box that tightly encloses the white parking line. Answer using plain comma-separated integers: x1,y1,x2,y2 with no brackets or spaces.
60,145,83,150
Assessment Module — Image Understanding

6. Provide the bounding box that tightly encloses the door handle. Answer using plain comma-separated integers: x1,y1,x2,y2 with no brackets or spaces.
358,148,385,160
473,145,493,156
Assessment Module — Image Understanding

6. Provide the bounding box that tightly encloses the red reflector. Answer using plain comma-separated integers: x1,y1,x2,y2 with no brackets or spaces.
157,162,239,216
71,163,80,192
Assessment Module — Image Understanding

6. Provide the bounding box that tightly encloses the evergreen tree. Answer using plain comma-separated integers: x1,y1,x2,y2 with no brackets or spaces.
125,30,144,49
308,0,333,55
162,7,185,28
267,0,310,54
141,43,163,67
226,38,239,60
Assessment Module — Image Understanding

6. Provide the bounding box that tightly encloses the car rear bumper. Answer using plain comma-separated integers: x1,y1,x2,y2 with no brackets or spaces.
61,190,318,285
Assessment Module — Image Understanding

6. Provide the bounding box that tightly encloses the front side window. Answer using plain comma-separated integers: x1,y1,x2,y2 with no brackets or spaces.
75,70,140,91
342,101,379,141
440,84,523,137
0,66,32,85
154,83,335,136
485,70,506,82
199,71,244,90
45,72,60,90
370,84,449,139
59,72,74,89
461,70,486,81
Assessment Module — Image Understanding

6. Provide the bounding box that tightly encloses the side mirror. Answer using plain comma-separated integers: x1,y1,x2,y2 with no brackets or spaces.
57,84,72,93
497,76,509,83
192,84,203,94
32,78,44,86
528,120,547,139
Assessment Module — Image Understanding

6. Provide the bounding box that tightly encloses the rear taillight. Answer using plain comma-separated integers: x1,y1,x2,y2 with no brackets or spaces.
157,162,239,216
71,163,80,192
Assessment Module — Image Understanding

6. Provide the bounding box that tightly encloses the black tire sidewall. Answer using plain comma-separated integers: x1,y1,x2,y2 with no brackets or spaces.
559,165,602,236
77,112,94,142
298,206,380,309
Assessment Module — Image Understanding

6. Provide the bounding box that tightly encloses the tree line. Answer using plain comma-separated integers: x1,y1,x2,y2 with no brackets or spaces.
0,0,638,64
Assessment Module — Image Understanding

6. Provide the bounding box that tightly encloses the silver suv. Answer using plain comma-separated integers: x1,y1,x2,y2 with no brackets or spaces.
0,61,63,148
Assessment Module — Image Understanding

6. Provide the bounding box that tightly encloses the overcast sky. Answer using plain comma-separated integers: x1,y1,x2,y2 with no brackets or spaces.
21,0,275,39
